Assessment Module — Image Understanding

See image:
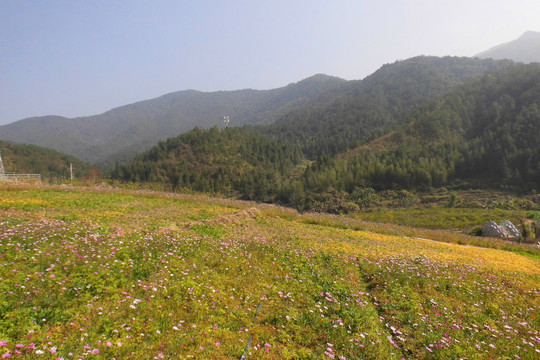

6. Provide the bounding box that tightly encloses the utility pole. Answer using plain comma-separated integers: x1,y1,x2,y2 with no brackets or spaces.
0,151,5,177
70,163,73,182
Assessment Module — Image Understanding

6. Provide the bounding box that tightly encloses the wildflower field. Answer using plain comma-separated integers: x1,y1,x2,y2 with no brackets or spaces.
0,186,538,359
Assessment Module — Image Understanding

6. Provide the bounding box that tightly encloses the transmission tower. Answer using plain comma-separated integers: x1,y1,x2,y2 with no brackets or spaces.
223,115,230,127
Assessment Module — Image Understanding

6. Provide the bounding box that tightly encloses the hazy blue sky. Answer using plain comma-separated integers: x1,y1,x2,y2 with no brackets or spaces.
1,0,539,125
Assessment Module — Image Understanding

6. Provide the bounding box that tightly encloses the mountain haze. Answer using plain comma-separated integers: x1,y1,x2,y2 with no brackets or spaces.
0,57,514,168
258,56,514,158
0,74,345,167
476,31,540,63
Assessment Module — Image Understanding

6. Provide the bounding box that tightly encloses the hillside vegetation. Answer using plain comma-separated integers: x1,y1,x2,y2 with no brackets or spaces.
111,63,540,217
0,141,93,182
304,63,540,195
258,56,513,159
112,127,303,200
0,186,538,359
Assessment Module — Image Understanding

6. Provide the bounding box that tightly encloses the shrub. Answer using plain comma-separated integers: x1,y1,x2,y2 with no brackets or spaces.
469,226,483,236
312,187,359,214
391,190,418,208
350,187,378,208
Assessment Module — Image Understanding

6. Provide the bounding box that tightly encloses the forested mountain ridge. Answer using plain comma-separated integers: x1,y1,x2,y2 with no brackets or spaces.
105,61,540,212
257,56,514,158
303,63,540,194
112,63,540,208
111,127,303,200
0,140,92,181
0,74,345,167
0,57,514,168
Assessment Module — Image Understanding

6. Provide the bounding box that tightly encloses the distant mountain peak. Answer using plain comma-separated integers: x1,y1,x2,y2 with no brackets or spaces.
476,31,540,63
305,73,342,80
289,74,347,86
519,30,540,40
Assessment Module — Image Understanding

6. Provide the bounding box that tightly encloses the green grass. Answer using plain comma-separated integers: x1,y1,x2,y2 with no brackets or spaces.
0,185,538,359
356,207,526,232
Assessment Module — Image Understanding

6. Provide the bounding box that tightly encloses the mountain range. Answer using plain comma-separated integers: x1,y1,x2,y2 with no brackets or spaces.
0,74,345,167
2,32,538,168
1,31,539,200
112,61,540,212
0,57,513,167
309,62,540,193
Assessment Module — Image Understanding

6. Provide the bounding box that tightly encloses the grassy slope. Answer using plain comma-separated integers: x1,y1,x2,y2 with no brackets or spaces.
0,185,538,359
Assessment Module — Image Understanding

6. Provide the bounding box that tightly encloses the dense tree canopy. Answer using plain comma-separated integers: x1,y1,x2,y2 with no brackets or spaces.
303,63,540,195
112,127,303,201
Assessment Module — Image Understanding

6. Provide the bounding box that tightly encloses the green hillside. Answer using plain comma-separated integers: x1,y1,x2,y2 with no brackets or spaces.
112,127,303,201
258,56,513,159
0,141,93,182
0,186,538,359
304,63,540,195
112,62,540,213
